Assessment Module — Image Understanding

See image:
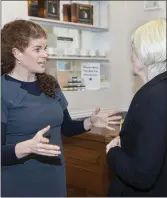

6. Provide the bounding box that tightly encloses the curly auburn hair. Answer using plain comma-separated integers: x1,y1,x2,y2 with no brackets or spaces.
1,19,59,98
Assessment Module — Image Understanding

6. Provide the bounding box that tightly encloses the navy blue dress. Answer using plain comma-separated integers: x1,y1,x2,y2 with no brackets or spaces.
1,75,85,197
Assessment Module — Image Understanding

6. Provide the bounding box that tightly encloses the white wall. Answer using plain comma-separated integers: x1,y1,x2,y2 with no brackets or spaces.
108,1,166,109
1,1,166,116
1,1,28,27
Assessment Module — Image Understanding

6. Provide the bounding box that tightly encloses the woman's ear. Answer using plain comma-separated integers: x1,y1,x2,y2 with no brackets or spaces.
12,48,22,61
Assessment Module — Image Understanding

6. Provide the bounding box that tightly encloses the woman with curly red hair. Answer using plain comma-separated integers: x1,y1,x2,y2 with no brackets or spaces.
1,19,121,197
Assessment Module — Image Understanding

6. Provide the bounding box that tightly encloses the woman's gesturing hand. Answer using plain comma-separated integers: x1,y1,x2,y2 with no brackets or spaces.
28,125,61,157
15,125,61,159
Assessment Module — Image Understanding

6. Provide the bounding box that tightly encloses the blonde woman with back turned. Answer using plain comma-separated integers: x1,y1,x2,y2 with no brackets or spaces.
107,19,167,197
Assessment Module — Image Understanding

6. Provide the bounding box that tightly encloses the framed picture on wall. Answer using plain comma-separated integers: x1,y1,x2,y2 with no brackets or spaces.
144,1,161,10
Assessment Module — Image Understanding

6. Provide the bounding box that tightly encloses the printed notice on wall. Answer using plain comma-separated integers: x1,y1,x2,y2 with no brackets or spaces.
81,63,100,90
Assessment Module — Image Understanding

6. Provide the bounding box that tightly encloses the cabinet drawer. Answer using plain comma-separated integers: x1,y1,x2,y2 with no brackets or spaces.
64,145,101,171
64,146,100,163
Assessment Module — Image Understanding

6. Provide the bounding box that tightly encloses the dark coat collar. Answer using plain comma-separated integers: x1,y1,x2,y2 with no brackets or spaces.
145,71,167,87
136,71,167,97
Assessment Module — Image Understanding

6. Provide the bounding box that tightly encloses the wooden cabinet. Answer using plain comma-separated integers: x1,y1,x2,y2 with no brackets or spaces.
63,126,120,197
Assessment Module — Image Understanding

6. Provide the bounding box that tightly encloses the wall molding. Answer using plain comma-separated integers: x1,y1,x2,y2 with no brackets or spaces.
69,107,128,119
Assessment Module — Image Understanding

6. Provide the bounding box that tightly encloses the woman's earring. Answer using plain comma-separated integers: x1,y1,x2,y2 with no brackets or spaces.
18,60,21,64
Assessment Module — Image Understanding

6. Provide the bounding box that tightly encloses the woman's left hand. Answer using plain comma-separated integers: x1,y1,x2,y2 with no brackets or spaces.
84,108,122,131
90,107,101,123
83,108,100,131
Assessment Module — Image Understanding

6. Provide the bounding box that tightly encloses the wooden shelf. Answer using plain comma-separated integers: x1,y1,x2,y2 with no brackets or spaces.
62,81,110,92
48,56,109,62
29,16,109,32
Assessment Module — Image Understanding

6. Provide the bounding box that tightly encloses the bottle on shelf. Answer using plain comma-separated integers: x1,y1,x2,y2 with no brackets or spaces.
28,0,38,17
63,4,71,22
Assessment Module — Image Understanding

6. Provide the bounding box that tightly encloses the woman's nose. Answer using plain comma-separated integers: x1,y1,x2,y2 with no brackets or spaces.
41,50,48,58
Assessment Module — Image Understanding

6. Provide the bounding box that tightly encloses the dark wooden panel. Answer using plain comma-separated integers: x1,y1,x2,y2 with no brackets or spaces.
63,126,119,197
66,165,108,196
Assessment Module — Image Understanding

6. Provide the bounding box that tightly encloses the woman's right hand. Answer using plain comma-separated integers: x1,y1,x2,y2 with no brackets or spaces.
15,125,61,159
28,125,61,157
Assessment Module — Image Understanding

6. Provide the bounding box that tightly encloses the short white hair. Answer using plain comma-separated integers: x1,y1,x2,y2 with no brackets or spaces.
131,19,166,80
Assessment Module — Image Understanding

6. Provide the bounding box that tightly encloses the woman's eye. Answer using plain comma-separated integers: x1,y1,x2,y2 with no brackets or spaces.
35,48,40,52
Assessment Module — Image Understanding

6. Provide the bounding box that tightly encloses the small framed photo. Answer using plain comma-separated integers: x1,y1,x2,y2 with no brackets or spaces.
144,1,161,10
46,0,60,20
71,3,93,25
